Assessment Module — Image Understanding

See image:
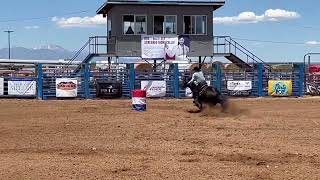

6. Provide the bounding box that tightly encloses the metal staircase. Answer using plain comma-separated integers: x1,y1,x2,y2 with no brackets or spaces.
66,36,116,73
213,36,272,71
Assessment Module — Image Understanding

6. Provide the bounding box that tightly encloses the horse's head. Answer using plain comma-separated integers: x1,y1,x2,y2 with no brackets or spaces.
181,75,191,89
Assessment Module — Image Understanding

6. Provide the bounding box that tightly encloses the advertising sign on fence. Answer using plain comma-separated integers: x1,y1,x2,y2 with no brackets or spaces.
268,80,292,96
8,78,36,96
56,78,78,97
96,80,122,98
141,35,190,61
306,83,320,96
0,78,3,95
227,81,252,96
185,81,211,98
141,81,166,97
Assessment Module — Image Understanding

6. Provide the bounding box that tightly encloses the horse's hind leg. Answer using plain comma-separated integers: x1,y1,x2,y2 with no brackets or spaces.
218,95,229,111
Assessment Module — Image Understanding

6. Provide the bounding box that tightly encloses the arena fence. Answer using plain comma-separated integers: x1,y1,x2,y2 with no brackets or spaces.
0,63,305,100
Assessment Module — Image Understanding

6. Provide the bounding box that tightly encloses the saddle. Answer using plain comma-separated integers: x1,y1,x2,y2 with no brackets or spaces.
198,81,217,96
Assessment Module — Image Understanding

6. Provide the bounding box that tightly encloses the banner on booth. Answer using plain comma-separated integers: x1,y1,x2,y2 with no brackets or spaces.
227,81,252,96
0,78,3,95
56,78,78,97
141,35,190,61
8,78,36,96
185,81,211,98
141,81,166,97
268,80,292,96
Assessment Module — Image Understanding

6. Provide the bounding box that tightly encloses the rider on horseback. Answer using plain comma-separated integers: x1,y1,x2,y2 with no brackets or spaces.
187,66,207,107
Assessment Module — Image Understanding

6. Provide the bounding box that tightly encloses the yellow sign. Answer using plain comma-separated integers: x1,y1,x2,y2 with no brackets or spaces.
268,80,292,96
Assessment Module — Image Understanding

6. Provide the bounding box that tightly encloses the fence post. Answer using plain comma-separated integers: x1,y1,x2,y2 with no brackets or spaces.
258,63,263,97
129,63,135,97
37,64,43,100
298,63,305,97
83,63,90,99
174,63,180,98
215,64,222,92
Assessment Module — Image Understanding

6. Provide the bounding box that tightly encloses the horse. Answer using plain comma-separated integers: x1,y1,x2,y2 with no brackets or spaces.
182,76,229,112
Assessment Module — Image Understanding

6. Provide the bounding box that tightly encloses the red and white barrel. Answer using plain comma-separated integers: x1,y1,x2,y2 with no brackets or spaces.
132,90,146,111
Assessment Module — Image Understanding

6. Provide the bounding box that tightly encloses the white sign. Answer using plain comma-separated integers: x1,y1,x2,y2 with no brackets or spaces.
56,78,78,97
0,78,3,95
141,35,190,61
141,81,166,97
8,79,36,96
185,81,211,98
227,81,252,91
142,35,177,59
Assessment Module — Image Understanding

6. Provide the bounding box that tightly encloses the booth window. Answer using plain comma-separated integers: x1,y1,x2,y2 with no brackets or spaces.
165,16,176,34
123,15,146,35
184,15,207,35
154,15,176,34
154,16,164,34
135,16,146,34
107,18,112,37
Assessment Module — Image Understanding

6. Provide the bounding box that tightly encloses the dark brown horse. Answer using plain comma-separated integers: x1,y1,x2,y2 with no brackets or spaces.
182,76,229,112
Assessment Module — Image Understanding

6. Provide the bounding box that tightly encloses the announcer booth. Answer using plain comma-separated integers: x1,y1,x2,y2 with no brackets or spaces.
97,0,224,60
96,0,225,98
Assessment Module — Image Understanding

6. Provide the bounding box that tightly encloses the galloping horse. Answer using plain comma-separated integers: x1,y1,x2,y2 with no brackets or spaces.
182,76,229,112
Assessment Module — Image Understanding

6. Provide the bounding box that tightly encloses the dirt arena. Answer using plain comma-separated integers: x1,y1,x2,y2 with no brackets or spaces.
0,98,319,180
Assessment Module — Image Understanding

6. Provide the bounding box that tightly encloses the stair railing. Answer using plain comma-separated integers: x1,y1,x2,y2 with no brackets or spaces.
214,36,272,70
65,36,115,70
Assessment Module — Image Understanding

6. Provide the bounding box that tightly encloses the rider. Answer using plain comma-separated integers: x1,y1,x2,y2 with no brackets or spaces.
187,66,207,107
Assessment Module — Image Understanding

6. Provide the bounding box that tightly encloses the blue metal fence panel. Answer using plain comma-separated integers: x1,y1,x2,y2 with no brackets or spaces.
0,64,37,98
40,64,85,99
221,70,259,96
89,63,131,98
135,69,175,97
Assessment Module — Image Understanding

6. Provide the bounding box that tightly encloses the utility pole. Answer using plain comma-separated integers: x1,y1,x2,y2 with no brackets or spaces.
4,30,14,60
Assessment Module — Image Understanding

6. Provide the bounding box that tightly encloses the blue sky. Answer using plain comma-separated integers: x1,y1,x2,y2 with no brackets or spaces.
0,0,319,62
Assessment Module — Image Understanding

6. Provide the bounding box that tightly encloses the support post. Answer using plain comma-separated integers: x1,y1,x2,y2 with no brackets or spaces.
258,63,263,97
298,63,305,97
198,56,202,69
215,64,222,93
82,64,91,99
37,64,43,100
174,63,180,98
129,63,135,97
153,59,157,72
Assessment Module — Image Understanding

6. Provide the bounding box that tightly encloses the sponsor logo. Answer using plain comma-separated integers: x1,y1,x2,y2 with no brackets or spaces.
148,85,166,92
57,82,77,91
273,82,288,95
100,85,119,94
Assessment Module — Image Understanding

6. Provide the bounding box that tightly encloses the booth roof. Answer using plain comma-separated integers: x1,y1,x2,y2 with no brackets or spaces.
97,0,225,14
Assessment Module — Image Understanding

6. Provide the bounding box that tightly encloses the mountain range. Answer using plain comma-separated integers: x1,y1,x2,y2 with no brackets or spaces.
0,45,86,61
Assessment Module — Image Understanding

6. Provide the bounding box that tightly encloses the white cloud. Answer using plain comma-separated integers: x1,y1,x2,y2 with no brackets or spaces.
24,25,39,30
305,41,320,45
214,9,300,24
52,15,107,28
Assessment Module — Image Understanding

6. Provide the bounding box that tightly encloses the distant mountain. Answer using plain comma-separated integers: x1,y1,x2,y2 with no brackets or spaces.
0,45,86,61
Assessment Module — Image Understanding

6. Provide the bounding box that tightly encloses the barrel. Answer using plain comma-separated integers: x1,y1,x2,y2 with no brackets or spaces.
132,90,146,111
